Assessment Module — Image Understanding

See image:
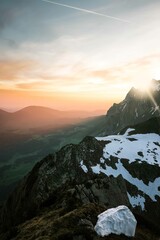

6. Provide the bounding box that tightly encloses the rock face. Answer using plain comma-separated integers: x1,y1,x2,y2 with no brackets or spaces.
94,205,137,237
1,117,160,237
0,137,130,231
99,79,160,135
0,129,159,240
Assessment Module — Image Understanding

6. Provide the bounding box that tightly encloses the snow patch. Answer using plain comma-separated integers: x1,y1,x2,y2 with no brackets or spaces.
100,158,105,164
94,205,137,237
91,160,160,201
90,149,95,153
80,160,88,173
95,133,160,201
96,133,160,166
91,164,101,174
124,128,135,136
127,192,145,211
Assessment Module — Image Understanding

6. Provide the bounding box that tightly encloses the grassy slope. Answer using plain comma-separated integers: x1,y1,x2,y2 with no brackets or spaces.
0,115,105,201
1,203,159,240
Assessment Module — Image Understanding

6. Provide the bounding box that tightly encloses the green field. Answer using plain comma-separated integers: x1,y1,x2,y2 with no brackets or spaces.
0,116,106,201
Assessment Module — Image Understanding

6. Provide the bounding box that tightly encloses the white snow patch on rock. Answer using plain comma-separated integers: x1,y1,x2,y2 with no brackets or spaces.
94,205,137,237
123,128,135,136
127,192,145,211
100,158,105,164
95,133,160,201
91,164,101,174
80,160,88,173
96,133,160,166
90,149,95,152
91,160,160,201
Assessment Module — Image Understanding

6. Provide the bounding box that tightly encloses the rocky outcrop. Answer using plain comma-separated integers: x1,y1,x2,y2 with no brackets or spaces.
0,117,160,240
0,137,129,231
94,206,137,237
99,80,160,136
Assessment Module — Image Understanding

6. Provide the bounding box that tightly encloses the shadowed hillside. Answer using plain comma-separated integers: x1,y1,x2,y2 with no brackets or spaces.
0,117,160,239
0,106,104,132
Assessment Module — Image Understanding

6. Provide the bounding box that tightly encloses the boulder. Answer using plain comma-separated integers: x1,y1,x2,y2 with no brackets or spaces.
94,205,137,237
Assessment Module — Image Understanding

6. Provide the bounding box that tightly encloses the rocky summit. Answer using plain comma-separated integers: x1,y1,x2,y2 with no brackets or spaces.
0,116,160,240
99,79,160,136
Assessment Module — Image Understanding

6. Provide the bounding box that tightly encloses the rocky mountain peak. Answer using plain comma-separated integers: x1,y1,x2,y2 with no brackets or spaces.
124,79,160,103
125,87,138,101
99,80,160,136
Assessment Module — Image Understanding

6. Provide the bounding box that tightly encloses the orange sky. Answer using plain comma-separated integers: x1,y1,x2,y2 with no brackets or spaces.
0,89,113,113
0,0,160,112
0,54,159,112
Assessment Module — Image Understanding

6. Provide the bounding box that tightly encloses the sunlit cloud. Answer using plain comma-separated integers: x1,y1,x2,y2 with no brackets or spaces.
0,0,160,111
89,54,160,87
0,59,36,81
1,53,160,98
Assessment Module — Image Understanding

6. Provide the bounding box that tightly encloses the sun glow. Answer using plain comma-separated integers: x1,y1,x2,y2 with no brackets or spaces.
138,78,160,115
150,63,160,81
134,80,152,92
152,71,160,81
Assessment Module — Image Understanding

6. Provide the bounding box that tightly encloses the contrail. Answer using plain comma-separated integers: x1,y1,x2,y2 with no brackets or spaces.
42,0,129,23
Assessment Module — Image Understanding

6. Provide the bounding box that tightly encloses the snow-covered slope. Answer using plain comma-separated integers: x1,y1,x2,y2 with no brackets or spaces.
79,129,160,211
94,205,137,237
1,118,160,234
96,130,160,166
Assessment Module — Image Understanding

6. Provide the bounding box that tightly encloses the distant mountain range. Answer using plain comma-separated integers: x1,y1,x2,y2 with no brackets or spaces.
0,106,105,132
0,107,105,202
0,80,160,239
1,79,160,136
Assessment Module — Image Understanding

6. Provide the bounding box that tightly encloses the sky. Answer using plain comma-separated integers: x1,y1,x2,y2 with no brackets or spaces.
0,0,160,112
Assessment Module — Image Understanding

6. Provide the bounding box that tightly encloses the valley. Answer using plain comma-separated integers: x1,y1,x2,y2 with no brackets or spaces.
0,109,105,201
0,80,160,239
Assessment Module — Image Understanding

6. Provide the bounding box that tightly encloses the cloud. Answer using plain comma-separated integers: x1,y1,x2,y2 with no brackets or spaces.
16,81,48,90
89,54,160,84
1,52,160,99
0,59,36,81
